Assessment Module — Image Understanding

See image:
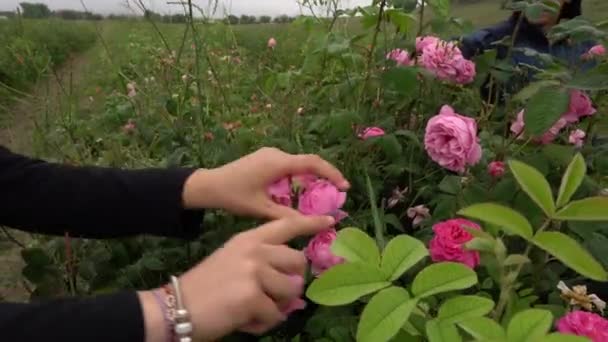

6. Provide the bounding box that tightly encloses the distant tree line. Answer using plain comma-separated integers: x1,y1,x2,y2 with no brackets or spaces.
12,2,300,24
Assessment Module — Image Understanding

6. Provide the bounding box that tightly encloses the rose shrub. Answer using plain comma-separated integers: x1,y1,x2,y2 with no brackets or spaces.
16,1,608,341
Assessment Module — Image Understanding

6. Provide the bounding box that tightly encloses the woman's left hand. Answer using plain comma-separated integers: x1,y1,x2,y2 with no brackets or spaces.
182,147,349,218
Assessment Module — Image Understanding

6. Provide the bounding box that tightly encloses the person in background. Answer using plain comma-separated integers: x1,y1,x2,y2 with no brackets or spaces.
0,146,350,342
460,0,594,100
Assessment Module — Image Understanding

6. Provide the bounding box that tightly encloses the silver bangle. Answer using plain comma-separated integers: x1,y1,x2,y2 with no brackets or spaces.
171,275,193,342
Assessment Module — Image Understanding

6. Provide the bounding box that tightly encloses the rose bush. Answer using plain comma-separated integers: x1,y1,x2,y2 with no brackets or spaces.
16,0,608,341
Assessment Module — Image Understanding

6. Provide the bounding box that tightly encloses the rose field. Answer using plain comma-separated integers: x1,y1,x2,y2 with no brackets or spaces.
2,0,608,341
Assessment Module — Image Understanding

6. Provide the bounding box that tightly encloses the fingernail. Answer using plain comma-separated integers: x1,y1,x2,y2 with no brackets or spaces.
340,180,350,189
325,216,336,225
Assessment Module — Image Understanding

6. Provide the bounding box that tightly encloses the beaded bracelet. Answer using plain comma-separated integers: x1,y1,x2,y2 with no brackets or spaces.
152,289,174,342
170,275,193,342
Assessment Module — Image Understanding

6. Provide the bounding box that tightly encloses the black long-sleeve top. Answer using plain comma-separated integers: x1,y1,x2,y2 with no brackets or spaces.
0,146,204,342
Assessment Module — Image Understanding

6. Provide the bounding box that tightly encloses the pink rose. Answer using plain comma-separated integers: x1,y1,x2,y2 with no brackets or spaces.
557,311,608,342
488,161,505,178
358,127,385,140
453,57,476,84
292,173,317,190
298,180,347,220
511,110,568,144
267,37,277,49
386,48,413,66
563,90,596,123
416,36,441,53
304,229,344,275
419,43,460,82
429,219,481,269
569,129,586,148
268,177,292,206
407,205,430,226
122,119,136,134
584,44,606,59
424,105,482,173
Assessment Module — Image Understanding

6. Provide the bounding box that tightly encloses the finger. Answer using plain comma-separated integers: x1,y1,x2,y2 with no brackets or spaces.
261,245,308,275
246,296,285,333
288,154,350,190
252,215,335,244
259,266,304,302
261,198,301,220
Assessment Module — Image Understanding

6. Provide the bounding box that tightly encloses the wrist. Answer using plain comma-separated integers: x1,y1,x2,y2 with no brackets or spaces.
138,290,167,342
182,168,218,209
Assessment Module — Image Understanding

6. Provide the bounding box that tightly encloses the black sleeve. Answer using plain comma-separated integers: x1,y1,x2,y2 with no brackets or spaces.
461,20,515,59
0,146,204,239
1,292,145,342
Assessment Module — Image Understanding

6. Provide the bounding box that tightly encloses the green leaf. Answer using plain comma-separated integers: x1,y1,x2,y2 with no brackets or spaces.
141,256,165,271
306,263,391,306
542,333,593,342
458,203,533,239
513,80,561,102
555,197,608,221
439,175,462,195
426,319,461,342
556,153,586,208
427,0,450,17
504,254,531,267
382,67,419,95
21,248,53,267
331,227,380,265
507,309,553,342
357,287,419,342
566,64,608,90
411,262,478,298
532,231,607,281
524,87,569,136
509,160,556,216
465,238,495,253
457,317,506,340
437,295,495,324
366,172,386,249
381,235,428,281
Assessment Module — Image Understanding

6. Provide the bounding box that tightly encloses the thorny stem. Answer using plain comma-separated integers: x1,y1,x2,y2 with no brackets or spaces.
492,219,552,320
360,0,387,106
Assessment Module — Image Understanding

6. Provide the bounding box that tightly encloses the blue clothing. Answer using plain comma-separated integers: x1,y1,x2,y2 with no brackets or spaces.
461,18,595,70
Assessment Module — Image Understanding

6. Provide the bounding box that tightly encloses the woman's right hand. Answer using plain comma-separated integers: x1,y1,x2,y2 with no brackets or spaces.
140,215,334,342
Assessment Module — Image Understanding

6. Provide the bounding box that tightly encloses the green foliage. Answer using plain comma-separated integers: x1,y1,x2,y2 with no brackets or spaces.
331,227,381,265
509,160,556,216
458,203,533,239
411,262,478,298
380,235,428,281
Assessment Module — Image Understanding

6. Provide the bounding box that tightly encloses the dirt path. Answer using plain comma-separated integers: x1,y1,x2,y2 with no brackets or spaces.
0,54,91,301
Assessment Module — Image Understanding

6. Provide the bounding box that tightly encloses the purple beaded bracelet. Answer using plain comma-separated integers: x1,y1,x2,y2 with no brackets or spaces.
152,289,174,342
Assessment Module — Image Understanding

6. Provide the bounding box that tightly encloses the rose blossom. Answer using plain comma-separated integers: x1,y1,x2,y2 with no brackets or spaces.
511,110,568,144
424,105,482,173
563,90,596,124
557,311,608,342
386,48,413,66
407,205,430,226
358,127,385,140
584,44,606,59
488,161,505,178
298,180,347,221
122,119,136,134
268,177,292,206
292,174,317,190
429,218,481,268
267,37,277,49
453,57,476,84
569,129,586,148
304,229,344,275
416,36,441,53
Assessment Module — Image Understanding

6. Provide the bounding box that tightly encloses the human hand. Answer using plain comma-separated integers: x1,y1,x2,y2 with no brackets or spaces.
174,215,333,341
182,147,349,218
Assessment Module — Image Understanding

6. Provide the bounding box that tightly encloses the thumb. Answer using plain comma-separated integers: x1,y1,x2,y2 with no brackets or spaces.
252,215,335,244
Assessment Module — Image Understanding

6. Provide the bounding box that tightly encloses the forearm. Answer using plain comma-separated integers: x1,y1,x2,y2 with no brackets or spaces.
0,292,145,341
138,291,167,342
0,147,204,239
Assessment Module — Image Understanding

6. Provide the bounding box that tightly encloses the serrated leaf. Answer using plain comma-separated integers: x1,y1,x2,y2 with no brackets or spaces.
507,309,553,342
381,235,428,281
465,238,495,253
555,197,608,221
556,153,586,208
426,319,461,342
411,262,478,298
524,87,569,136
532,231,607,281
306,263,391,306
458,317,506,340
331,227,380,265
357,287,418,342
437,295,495,324
458,203,533,239
509,160,556,216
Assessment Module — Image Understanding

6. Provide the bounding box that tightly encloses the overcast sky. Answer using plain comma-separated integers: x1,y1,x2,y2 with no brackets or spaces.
0,0,372,16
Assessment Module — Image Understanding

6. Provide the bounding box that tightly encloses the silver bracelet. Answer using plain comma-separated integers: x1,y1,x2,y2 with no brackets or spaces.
171,275,193,342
